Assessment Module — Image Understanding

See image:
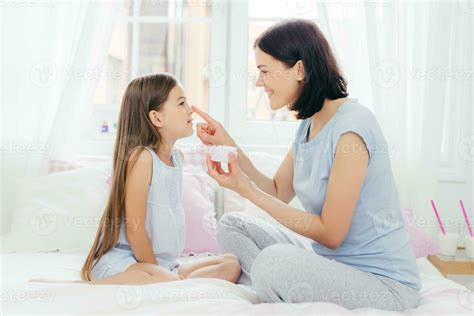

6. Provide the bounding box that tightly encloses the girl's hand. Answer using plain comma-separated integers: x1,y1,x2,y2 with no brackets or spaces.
206,152,252,197
192,105,236,147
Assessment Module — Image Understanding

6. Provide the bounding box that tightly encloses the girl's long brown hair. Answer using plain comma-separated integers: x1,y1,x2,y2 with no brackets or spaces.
81,73,177,281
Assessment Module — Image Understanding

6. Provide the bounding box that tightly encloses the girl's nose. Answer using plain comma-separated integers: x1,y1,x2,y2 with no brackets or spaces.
186,104,193,114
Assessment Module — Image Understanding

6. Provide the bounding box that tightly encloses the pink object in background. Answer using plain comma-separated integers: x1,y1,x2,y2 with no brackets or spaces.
181,165,218,255
402,208,441,258
459,200,473,237
104,152,219,256
101,120,109,133
430,200,446,235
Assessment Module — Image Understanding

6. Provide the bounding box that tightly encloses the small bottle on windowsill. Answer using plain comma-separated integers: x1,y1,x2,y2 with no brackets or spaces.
101,120,109,133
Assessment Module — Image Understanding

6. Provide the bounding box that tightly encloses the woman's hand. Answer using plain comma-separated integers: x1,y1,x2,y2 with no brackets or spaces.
192,105,236,147
206,152,253,198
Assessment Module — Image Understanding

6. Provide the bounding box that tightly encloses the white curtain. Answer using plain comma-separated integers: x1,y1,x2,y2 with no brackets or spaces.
1,1,119,234
319,0,473,235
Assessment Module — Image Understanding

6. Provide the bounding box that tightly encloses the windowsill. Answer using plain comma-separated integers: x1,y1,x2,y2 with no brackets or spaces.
79,134,293,157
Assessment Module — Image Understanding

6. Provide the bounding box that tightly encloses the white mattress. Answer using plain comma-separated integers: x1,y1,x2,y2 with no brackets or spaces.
1,251,472,314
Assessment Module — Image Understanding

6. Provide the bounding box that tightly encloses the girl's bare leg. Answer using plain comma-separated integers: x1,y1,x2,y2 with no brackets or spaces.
29,278,86,284
177,253,241,283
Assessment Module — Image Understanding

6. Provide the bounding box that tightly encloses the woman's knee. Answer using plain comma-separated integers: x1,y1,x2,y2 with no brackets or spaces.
251,245,277,276
216,213,242,245
250,244,297,297
252,243,295,271
217,212,242,233
216,212,260,239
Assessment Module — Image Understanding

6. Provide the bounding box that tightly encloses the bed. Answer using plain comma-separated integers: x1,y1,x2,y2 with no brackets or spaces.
1,250,472,314
1,148,472,314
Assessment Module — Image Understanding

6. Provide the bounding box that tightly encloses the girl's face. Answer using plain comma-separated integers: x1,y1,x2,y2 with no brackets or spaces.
149,84,194,140
254,47,305,110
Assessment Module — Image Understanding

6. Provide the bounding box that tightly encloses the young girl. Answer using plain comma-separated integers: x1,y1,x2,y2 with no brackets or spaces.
35,73,241,285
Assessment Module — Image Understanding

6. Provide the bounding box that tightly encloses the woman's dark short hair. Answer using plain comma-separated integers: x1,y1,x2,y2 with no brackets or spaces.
254,19,348,120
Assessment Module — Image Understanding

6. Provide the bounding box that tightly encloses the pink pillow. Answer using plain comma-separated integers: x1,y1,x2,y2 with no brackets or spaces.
181,165,218,255
402,208,441,258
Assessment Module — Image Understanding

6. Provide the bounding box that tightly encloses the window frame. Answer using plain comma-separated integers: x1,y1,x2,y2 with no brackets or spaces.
80,0,332,153
223,0,328,146
83,0,217,146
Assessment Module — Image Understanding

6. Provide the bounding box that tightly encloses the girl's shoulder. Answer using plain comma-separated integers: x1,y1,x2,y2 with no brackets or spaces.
128,147,153,168
126,147,153,186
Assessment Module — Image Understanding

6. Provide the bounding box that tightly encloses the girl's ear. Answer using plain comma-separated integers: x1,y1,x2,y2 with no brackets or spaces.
149,110,164,128
294,60,305,82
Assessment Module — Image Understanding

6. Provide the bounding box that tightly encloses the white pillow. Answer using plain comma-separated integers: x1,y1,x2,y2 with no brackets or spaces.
3,161,112,252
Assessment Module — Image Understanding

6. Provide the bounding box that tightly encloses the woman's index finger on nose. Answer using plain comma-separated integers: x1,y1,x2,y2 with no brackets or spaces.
191,105,214,123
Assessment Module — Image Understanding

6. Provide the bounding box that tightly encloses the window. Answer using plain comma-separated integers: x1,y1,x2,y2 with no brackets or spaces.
82,0,213,141
246,0,319,122
81,0,325,147
226,0,323,145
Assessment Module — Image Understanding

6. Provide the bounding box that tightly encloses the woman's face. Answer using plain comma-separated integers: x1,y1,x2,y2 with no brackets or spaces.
150,84,194,140
254,46,304,110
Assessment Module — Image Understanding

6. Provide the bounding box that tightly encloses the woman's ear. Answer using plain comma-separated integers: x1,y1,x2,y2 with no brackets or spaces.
294,60,305,82
149,110,164,128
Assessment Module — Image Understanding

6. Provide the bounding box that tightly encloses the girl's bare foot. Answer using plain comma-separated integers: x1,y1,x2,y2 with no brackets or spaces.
29,278,85,283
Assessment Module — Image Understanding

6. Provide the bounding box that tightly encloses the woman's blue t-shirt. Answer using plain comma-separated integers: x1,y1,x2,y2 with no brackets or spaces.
292,98,421,290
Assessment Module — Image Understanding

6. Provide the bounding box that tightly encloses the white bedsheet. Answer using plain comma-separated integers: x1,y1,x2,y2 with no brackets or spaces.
1,251,472,314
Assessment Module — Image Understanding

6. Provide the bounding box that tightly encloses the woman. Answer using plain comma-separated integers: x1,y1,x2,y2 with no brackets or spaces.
192,19,421,312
